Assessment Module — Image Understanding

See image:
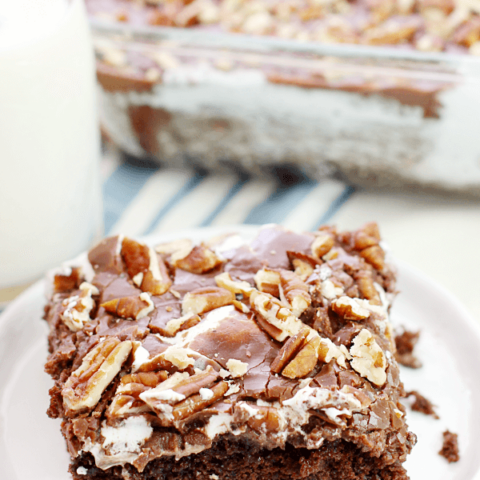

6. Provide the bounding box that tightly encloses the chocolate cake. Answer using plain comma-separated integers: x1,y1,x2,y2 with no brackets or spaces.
43,223,416,479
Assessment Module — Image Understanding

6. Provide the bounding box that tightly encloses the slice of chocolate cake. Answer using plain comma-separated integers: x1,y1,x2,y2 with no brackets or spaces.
43,223,416,480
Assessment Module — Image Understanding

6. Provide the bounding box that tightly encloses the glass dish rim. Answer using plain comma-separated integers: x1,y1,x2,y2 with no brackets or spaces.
90,17,480,68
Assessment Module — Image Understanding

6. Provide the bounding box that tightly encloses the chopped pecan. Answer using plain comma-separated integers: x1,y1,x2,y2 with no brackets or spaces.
174,244,222,274
121,371,169,387
254,268,281,297
282,335,321,379
364,17,420,45
182,287,234,316
215,272,254,297
61,282,99,332
122,237,172,295
107,371,169,418
62,338,132,414
121,237,150,278
360,245,385,271
245,404,285,433
53,267,82,293
139,371,191,415
287,251,318,281
156,239,193,258
171,381,229,422
163,345,196,369
250,291,302,342
361,222,381,241
101,292,154,320
164,314,201,337
311,232,335,260
331,296,370,321
353,231,379,251
271,328,310,373
280,270,311,317
355,272,381,305
226,358,249,377
350,329,387,386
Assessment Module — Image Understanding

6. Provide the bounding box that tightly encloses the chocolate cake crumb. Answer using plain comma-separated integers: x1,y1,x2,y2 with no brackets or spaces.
395,329,422,368
439,431,460,463
406,391,439,419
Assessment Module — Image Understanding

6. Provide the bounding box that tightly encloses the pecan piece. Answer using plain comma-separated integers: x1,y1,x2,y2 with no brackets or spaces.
215,272,254,297
163,313,201,337
250,291,303,342
311,232,335,260
174,244,222,274
182,287,235,316
282,335,321,379
53,267,82,293
254,268,281,297
122,237,172,295
107,370,169,418
61,282,99,332
331,296,370,321
171,381,229,422
360,245,385,270
139,372,191,416
271,327,310,373
355,272,381,305
350,329,387,386
353,231,379,251
62,338,132,414
244,404,285,433
280,270,311,317
121,237,150,278
360,222,381,241
287,251,319,281
101,292,154,320
156,239,193,258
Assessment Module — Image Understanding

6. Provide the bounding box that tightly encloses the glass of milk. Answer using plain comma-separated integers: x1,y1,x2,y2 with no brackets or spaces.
0,0,102,305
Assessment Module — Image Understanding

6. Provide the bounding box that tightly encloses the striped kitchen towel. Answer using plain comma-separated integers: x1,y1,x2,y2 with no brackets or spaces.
102,145,355,238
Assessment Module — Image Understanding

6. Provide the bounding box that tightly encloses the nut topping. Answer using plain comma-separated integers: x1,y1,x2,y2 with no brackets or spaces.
287,251,318,281
360,245,385,271
280,270,311,317
215,272,254,297
271,327,310,374
53,267,82,293
62,338,132,414
61,282,99,332
350,329,387,386
174,244,223,274
182,287,235,316
226,358,249,377
311,233,335,260
254,268,281,297
122,238,172,295
101,292,154,320
331,296,371,321
156,239,193,258
355,272,382,305
171,381,229,423
249,291,303,342
107,370,169,418
164,313,201,337
282,335,321,379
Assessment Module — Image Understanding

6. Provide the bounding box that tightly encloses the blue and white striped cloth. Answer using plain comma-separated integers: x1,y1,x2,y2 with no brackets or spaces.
101,145,355,237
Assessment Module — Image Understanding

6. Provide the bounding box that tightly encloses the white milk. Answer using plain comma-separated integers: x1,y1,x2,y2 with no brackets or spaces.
0,0,102,298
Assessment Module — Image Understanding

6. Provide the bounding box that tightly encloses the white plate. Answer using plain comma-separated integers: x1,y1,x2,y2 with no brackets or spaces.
1,225,480,480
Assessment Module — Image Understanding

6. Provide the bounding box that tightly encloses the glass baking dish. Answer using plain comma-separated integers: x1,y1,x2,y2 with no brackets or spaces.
90,19,480,196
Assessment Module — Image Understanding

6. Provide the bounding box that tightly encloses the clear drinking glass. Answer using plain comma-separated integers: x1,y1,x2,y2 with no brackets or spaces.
0,0,103,305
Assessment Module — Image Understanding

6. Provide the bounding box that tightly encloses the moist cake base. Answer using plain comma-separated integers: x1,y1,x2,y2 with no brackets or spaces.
70,436,411,480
